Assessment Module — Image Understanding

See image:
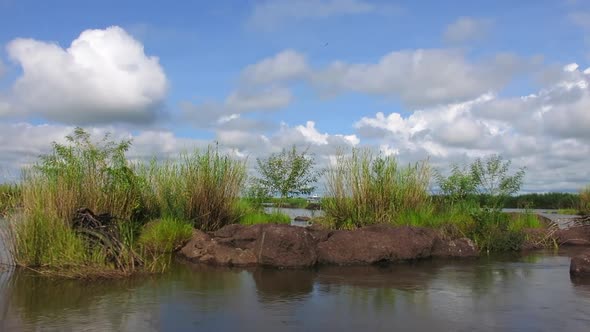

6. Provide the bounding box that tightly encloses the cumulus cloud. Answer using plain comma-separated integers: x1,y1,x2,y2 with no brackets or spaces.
354,63,590,192
312,49,532,107
182,86,292,129
443,17,492,43
3,26,167,124
240,50,308,85
248,0,378,29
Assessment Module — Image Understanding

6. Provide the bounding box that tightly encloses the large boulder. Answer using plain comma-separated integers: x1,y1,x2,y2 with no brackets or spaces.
253,224,318,268
179,230,257,266
570,251,590,277
432,237,478,257
317,225,437,265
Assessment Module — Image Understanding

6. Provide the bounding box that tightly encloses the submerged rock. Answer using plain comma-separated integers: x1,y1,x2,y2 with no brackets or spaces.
570,251,590,277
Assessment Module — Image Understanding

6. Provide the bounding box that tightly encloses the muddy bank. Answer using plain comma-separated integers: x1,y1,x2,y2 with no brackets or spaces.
178,224,479,268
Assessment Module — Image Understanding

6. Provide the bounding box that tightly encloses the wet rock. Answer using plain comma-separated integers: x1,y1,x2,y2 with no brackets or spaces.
570,251,590,277
432,237,478,257
254,224,317,268
179,230,257,266
294,216,311,222
555,226,590,246
317,226,437,265
213,224,262,250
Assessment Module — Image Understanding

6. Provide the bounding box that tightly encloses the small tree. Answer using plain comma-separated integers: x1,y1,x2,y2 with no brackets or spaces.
470,154,525,209
255,146,322,206
435,163,477,205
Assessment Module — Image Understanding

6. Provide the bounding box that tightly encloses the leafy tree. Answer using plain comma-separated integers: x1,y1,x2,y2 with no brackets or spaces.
435,163,477,204
470,154,525,209
255,146,322,205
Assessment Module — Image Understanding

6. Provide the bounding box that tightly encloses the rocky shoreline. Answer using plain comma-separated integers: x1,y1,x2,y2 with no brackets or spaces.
178,224,479,268
177,222,590,278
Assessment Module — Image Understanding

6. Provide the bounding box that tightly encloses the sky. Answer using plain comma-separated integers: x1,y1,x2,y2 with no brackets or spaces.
0,0,590,192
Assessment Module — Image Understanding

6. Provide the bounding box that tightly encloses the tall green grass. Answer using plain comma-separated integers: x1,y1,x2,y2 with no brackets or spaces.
139,147,246,231
580,185,590,215
322,149,431,229
8,129,248,277
0,183,20,216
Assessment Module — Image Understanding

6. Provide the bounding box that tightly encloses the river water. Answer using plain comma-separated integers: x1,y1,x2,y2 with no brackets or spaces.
1,249,590,331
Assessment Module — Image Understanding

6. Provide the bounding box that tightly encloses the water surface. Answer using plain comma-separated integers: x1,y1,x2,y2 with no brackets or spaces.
1,249,590,331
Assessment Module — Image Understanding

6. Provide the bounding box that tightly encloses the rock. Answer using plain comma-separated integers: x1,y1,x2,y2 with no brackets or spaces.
294,216,311,222
432,237,478,257
213,224,262,250
570,251,590,277
317,225,437,265
522,228,552,250
254,224,317,268
555,226,590,246
179,230,257,266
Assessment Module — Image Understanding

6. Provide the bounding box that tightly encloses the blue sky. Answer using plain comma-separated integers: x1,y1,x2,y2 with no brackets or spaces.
1,0,590,191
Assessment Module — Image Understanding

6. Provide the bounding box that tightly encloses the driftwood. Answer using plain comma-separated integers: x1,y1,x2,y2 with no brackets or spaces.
72,208,141,269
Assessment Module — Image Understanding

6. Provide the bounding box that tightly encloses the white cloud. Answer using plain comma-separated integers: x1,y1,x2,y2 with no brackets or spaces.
312,49,530,107
0,58,5,77
3,26,167,124
443,17,492,43
353,63,590,192
241,50,308,85
248,0,377,29
226,87,292,112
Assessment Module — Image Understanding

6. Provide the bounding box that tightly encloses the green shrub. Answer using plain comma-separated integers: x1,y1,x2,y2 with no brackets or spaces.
138,218,193,253
467,209,525,252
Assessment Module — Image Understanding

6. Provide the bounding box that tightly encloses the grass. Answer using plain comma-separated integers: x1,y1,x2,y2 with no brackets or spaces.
7,128,248,278
580,185,590,215
138,217,193,253
139,147,246,231
322,148,431,229
0,183,20,216
239,211,291,225
557,208,579,215
267,197,309,209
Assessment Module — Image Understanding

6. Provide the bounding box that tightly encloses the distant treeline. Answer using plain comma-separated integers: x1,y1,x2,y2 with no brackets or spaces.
433,192,579,210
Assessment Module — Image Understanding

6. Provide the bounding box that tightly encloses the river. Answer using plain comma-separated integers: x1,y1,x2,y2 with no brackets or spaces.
1,249,589,331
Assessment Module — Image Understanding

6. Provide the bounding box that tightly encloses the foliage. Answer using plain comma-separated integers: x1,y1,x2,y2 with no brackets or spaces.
322,148,431,229
435,163,477,205
139,147,247,231
138,218,193,253
239,211,291,225
502,192,579,209
255,146,322,202
470,154,525,209
26,127,145,222
580,185,590,215
0,183,20,216
467,209,525,252
243,180,271,212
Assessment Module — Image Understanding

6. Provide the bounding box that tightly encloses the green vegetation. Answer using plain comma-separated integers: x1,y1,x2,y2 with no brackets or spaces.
138,148,246,231
0,183,20,216
239,211,291,225
138,218,193,253
254,146,322,207
322,148,431,229
321,150,539,252
4,128,579,278
580,185,590,215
